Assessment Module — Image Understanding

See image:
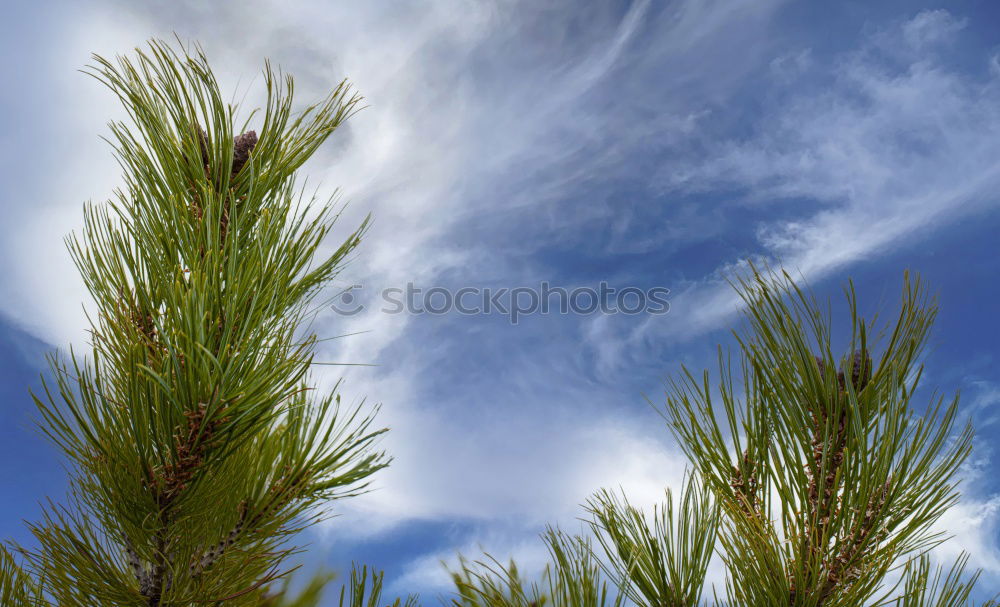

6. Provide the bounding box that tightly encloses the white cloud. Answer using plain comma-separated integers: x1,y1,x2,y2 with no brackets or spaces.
899,9,966,50
1,0,789,594
621,9,1000,358
21,0,782,533
321,364,690,536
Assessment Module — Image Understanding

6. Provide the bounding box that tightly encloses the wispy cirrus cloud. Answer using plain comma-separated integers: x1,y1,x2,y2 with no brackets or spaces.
0,0,789,595
613,9,1000,358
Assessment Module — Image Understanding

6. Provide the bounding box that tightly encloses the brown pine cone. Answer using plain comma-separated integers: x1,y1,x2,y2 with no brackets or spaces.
232,130,258,176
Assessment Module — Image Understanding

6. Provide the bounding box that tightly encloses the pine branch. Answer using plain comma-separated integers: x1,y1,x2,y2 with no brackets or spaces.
661,267,976,606
16,37,386,605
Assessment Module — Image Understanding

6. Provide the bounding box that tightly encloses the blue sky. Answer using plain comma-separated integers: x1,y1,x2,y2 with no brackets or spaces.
3,0,1000,601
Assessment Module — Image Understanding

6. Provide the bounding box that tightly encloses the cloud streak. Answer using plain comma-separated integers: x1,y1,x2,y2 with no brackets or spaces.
620,9,1000,357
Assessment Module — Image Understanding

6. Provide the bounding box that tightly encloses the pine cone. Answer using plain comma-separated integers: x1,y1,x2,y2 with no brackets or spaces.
232,130,258,176
197,126,210,168
180,125,210,172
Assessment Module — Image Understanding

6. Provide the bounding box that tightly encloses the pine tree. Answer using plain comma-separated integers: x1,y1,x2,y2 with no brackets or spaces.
439,269,995,607
662,269,985,606
1,39,389,605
